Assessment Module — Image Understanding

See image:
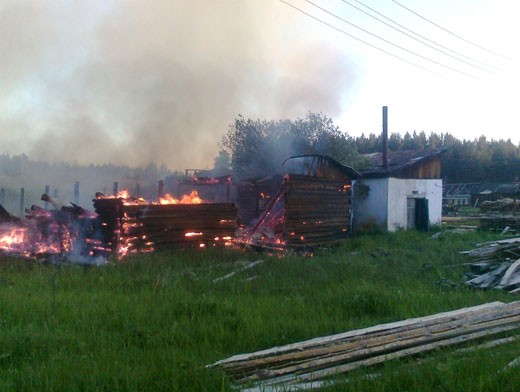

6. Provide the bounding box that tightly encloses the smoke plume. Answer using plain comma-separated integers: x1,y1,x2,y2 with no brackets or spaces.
0,0,355,170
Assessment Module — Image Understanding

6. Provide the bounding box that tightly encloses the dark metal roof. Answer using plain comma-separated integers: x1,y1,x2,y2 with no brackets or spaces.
282,154,361,179
360,148,445,178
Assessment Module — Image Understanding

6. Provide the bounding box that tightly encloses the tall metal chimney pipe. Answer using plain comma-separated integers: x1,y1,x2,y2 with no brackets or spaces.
382,106,388,169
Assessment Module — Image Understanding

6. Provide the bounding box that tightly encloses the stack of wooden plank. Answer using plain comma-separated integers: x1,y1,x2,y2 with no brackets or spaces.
92,198,125,254
462,237,520,292
285,175,351,248
211,301,520,389
245,175,352,251
93,197,238,255
122,203,237,251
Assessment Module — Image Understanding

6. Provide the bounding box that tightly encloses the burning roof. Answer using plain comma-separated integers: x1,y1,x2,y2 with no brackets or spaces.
282,155,361,180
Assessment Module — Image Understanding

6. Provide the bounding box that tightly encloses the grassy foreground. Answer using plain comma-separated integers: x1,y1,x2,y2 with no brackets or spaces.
1,230,519,391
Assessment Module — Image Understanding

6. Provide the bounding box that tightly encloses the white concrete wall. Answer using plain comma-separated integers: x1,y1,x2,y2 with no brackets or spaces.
353,177,443,232
387,178,443,231
352,178,389,230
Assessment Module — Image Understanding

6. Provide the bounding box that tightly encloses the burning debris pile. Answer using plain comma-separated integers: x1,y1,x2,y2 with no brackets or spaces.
463,237,520,292
0,190,237,263
1,194,99,262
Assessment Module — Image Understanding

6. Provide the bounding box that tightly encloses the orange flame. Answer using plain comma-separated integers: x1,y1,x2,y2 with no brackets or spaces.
160,191,203,205
185,232,203,237
97,189,206,206
0,227,27,251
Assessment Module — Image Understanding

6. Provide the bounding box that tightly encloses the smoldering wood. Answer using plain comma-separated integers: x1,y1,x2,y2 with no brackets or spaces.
93,198,238,254
0,204,22,224
1,197,101,261
246,174,353,250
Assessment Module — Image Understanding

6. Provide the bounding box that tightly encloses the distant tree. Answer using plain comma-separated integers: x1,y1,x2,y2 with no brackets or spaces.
211,150,231,176
352,130,520,183
427,133,442,149
388,132,403,151
221,112,362,179
402,132,414,150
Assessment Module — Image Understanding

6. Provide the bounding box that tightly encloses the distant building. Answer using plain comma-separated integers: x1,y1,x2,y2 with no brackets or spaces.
443,182,520,207
353,149,445,232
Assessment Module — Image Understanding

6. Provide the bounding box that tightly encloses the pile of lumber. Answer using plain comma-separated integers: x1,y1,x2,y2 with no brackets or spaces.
93,197,238,255
284,175,351,248
211,301,520,389
462,237,520,292
244,174,352,251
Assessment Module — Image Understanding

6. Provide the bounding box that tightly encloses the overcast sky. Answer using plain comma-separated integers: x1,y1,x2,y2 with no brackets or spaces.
1,0,518,170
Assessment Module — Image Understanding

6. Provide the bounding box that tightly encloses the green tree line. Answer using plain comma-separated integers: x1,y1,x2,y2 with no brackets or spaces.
220,113,520,183
354,131,520,183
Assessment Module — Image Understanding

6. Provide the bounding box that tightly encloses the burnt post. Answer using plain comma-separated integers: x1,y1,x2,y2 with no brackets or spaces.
44,185,50,209
113,182,119,197
158,180,164,200
382,106,388,169
74,181,80,205
19,187,25,218
135,183,141,198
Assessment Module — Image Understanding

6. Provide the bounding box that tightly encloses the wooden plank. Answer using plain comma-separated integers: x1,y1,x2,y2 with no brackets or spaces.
212,302,505,366
499,259,520,286
234,312,520,382
223,305,520,378
249,324,520,386
212,260,264,283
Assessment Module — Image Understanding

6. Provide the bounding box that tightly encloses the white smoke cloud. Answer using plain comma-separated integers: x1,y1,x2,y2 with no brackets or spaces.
0,0,356,170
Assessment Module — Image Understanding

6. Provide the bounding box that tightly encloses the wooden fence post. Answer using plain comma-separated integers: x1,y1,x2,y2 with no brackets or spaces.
19,187,24,217
74,181,80,205
44,185,50,209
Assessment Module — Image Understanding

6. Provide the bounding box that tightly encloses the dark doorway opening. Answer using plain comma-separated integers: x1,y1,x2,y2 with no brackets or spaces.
407,197,429,231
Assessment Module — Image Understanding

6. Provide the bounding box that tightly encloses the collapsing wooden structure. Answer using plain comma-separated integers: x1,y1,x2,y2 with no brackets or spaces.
244,155,360,250
2,154,360,261
1,194,100,261
93,197,237,256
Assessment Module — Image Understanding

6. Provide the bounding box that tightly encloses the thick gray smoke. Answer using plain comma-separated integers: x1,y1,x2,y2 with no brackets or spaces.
0,0,355,170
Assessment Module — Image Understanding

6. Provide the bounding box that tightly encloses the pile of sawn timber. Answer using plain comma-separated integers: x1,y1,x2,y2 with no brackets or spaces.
211,301,520,389
462,237,520,292
93,197,237,253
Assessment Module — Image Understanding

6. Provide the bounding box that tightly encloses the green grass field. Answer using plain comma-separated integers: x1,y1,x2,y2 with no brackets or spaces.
1,230,519,391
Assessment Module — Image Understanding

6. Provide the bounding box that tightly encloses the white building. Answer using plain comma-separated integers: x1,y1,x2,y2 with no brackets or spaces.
353,149,444,232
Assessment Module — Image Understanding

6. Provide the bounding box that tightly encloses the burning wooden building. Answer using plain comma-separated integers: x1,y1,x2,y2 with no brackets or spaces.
242,155,360,251
1,155,359,261
93,192,237,256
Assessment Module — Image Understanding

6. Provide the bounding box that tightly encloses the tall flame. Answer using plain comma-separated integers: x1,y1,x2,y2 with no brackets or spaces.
160,191,203,205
